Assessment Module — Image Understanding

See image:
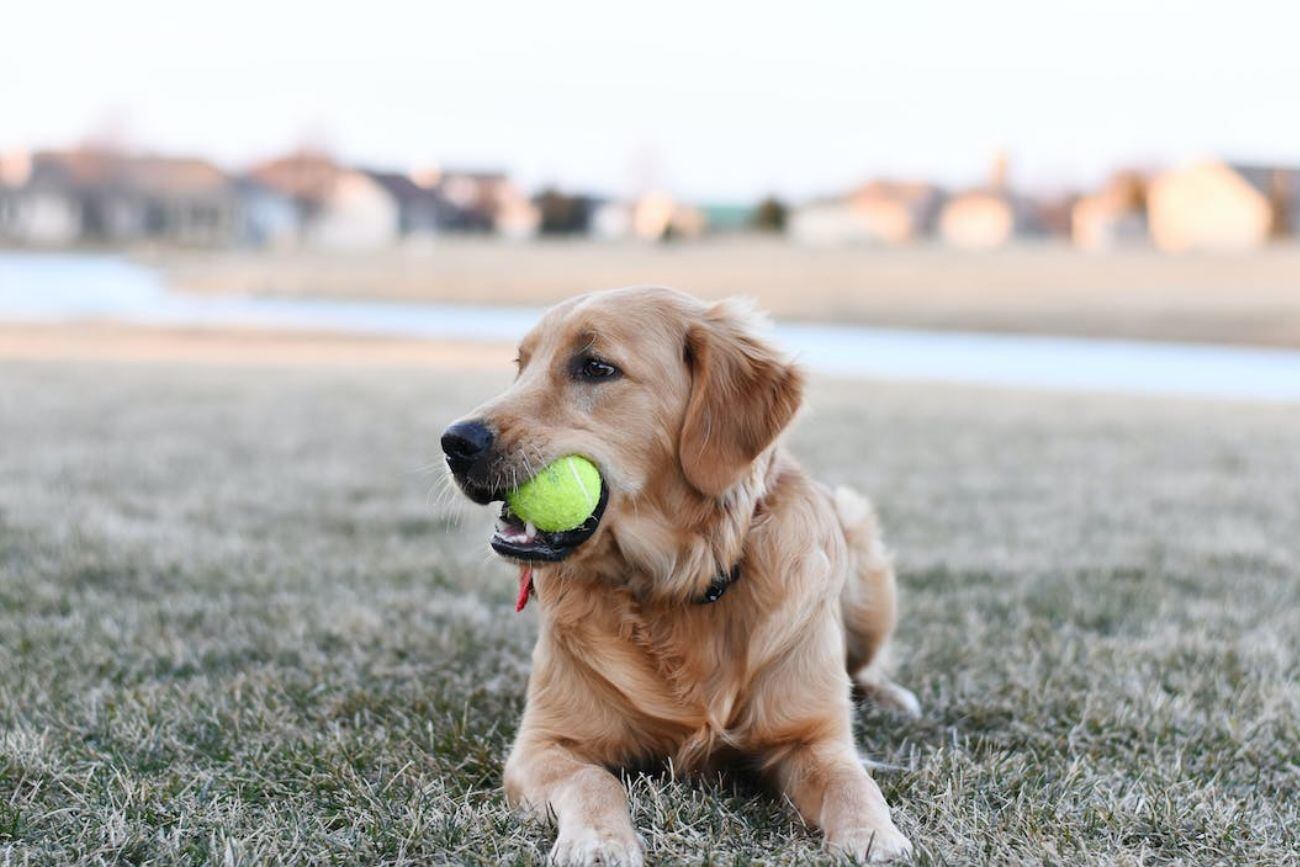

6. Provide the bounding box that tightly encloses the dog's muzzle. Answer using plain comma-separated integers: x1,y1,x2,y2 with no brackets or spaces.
441,420,607,562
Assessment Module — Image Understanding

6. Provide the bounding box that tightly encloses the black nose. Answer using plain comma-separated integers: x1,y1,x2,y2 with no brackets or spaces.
441,420,494,465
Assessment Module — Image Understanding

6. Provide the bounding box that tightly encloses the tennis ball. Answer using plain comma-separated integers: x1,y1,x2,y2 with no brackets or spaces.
506,455,602,532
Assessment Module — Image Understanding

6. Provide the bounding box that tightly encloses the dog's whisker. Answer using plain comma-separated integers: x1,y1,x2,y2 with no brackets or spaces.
411,456,448,475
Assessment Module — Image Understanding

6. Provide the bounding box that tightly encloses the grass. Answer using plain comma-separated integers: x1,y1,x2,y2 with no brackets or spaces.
1,359,1297,864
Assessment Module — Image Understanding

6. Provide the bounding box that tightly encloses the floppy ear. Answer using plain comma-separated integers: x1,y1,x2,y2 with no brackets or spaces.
679,301,804,498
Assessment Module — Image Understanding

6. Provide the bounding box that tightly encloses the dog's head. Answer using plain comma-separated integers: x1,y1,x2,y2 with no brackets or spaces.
441,286,802,574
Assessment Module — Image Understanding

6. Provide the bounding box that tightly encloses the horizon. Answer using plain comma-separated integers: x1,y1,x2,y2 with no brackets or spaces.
8,139,1297,207
6,1,1300,201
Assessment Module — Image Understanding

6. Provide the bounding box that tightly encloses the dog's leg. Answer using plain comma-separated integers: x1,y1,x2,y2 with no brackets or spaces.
505,740,643,867
769,737,912,863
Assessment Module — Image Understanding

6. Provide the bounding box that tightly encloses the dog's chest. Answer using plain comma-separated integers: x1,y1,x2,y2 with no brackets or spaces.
541,578,772,763
582,607,751,751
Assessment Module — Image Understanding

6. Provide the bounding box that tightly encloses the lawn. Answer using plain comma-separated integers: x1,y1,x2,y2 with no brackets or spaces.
1,359,1297,864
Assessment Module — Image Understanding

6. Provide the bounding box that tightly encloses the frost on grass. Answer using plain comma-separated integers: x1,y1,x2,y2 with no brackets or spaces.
1,361,1297,865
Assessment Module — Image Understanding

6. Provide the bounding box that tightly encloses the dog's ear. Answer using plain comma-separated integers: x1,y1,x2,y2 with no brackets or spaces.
679,300,803,498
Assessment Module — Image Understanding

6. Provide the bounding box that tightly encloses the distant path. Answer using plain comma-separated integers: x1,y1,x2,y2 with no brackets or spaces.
4,251,1300,402
148,238,1300,349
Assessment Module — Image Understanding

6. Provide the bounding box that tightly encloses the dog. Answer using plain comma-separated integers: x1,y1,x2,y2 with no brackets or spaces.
441,286,917,864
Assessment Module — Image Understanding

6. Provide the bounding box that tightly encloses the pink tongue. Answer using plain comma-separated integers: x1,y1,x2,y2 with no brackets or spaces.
515,565,534,613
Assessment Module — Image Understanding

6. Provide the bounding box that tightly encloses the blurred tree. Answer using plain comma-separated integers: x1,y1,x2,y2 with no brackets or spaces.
535,188,592,235
752,196,788,233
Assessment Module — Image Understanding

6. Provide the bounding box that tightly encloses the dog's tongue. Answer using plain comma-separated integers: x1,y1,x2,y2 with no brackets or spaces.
515,564,534,613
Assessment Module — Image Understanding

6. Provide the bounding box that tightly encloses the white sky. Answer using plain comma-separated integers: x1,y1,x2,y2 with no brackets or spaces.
5,0,1300,201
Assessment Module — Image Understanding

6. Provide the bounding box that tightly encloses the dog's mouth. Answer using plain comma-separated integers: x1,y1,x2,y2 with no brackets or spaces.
488,482,608,563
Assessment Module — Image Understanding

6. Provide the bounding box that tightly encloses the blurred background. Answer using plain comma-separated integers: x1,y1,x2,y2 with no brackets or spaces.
3,0,1300,382
4,4,1300,863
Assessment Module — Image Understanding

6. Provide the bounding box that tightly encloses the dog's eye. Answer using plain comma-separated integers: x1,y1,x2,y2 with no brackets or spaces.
575,356,620,381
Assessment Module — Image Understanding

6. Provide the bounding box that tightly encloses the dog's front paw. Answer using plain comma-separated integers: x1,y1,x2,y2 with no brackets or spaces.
830,824,913,863
548,824,644,867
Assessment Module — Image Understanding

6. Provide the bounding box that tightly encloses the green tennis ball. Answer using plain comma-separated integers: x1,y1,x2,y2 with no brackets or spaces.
506,455,602,532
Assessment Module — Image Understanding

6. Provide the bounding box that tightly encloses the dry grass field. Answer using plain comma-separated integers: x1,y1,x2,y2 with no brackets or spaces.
2,355,1297,864
151,239,1300,348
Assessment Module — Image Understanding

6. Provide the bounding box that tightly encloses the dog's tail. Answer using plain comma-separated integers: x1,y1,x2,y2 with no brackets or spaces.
833,486,920,717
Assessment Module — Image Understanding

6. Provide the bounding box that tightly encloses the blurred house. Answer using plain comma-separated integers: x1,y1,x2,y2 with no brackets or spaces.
789,181,943,245
232,178,301,248
415,167,538,238
590,200,633,240
307,171,400,250
666,203,706,239
1032,193,1078,240
248,151,337,210
365,171,446,239
0,148,242,247
1147,160,1300,252
788,199,865,245
587,196,692,241
1071,171,1148,251
122,155,241,246
700,203,755,235
851,181,943,244
632,191,675,240
937,187,1049,250
0,150,81,245
495,193,542,240
433,169,518,234
938,190,1016,249
435,170,498,231
251,153,399,249
626,192,704,241
936,152,1051,250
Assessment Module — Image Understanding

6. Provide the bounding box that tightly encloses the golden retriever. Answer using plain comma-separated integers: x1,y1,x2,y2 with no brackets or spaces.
441,286,917,864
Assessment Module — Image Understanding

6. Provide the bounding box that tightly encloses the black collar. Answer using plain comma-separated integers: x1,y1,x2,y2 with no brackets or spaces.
697,561,741,604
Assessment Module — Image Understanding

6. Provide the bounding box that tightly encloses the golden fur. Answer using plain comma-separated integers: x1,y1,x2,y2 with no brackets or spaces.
447,286,917,864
